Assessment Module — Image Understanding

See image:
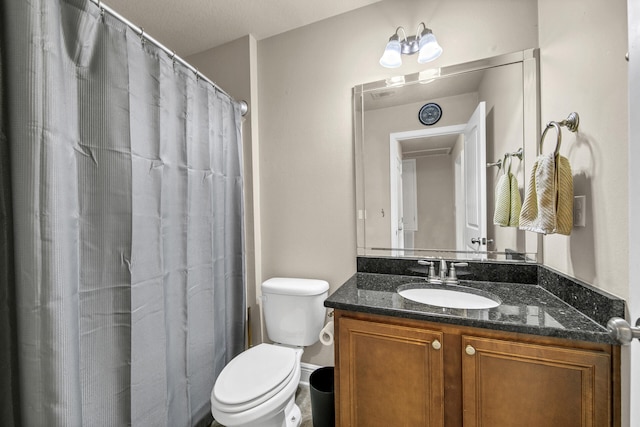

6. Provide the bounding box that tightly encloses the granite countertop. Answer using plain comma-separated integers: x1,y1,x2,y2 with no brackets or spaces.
325,272,617,345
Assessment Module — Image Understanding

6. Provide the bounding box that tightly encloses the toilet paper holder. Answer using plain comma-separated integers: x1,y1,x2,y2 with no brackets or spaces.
319,318,335,346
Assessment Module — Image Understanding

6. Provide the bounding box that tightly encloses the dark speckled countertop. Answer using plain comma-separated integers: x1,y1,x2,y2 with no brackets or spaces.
325,258,626,345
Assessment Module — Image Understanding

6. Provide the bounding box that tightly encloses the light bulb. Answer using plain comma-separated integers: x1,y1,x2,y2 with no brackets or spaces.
417,33,443,63
379,39,402,68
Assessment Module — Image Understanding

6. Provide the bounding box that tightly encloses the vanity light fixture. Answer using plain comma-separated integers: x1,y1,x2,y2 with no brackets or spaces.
379,22,443,68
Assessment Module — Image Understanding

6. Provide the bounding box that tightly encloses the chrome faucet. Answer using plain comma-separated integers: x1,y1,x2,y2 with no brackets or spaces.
439,259,448,282
417,259,468,284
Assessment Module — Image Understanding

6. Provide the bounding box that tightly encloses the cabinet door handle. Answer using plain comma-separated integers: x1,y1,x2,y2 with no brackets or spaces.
465,345,476,356
432,339,441,350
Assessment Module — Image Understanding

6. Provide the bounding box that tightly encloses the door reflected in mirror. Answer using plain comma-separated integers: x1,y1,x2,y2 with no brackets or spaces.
354,49,540,262
390,102,486,257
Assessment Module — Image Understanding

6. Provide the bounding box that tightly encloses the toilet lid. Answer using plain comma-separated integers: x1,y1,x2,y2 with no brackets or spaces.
213,344,297,406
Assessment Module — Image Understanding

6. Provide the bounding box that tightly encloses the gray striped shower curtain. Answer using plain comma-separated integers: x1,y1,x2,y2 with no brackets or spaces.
0,0,246,425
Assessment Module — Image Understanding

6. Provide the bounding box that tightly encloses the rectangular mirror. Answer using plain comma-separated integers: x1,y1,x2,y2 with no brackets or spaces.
355,49,540,262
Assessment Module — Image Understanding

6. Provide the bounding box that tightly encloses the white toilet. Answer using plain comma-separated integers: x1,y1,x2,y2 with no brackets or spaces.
211,277,329,427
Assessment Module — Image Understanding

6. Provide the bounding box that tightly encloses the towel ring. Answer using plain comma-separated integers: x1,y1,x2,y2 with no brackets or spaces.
540,121,562,156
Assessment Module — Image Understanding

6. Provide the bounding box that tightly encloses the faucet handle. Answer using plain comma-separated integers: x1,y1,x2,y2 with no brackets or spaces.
417,259,436,281
445,262,468,284
428,262,438,282
418,258,447,283
421,260,440,283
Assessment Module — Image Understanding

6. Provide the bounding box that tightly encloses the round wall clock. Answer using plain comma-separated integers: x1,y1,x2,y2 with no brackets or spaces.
418,103,442,126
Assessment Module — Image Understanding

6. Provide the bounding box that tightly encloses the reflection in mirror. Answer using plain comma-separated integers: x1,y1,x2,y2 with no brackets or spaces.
354,49,540,262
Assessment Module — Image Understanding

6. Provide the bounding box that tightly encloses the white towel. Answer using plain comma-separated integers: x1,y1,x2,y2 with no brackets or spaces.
519,153,573,235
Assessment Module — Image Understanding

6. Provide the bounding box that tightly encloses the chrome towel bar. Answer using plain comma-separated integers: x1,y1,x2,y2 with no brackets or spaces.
487,147,523,169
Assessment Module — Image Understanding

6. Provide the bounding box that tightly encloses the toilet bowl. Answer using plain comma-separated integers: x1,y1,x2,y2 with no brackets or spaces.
211,344,303,427
210,277,329,427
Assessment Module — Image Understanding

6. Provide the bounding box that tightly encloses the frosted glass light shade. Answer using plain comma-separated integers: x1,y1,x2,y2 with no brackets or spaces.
379,39,402,68
417,33,443,63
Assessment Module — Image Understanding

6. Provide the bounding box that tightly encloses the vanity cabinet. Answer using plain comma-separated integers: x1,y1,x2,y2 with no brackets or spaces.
334,311,618,427
461,335,611,427
337,316,445,426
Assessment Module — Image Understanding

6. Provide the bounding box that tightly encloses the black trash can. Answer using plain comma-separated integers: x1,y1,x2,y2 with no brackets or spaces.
309,366,335,427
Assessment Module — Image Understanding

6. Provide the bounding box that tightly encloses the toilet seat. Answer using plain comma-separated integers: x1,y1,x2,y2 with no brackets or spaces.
212,344,298,413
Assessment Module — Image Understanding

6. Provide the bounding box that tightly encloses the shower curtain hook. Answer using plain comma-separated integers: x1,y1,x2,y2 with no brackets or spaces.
171,51,177,66
98,0,105,20
140,27,145,46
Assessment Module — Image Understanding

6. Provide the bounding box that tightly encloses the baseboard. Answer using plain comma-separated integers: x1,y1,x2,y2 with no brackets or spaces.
300,362,321,386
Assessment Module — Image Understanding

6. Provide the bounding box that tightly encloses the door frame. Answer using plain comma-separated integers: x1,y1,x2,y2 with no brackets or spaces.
627,0,639,424
390,124,467,253
389,140,404,255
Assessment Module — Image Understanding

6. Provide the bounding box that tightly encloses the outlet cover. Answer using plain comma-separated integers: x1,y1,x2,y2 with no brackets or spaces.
574,195,586,227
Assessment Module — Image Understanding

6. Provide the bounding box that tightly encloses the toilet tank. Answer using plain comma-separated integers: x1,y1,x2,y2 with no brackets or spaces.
261,278,329,346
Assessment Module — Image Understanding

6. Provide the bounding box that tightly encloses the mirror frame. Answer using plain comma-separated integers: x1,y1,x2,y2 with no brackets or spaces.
354,49,541,262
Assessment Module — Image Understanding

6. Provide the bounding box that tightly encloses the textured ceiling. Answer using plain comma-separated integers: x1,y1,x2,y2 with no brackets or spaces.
103,0,382,57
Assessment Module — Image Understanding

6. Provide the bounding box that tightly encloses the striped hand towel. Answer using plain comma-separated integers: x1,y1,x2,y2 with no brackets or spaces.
519,153,573,235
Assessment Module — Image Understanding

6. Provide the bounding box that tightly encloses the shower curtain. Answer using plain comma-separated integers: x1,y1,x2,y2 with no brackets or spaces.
0,0,246,425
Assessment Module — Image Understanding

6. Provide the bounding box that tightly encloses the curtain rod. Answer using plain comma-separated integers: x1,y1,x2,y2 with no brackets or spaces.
88,0,249,116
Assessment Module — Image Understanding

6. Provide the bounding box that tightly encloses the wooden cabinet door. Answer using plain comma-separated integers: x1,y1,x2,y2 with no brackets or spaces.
461,335,611,427
337,317,445,427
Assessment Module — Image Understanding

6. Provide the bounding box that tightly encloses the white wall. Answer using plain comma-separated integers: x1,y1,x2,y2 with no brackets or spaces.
257,0,538,366
538,0,629,298
414,154,456,249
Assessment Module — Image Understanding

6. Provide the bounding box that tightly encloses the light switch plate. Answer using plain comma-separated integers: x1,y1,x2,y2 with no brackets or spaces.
573,195,586,227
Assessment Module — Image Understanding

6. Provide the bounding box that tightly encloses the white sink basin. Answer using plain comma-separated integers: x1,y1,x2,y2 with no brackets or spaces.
398,286,501,310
